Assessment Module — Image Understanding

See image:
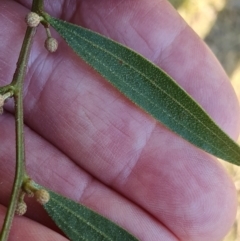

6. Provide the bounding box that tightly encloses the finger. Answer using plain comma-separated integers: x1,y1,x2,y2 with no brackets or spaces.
0,113,178,241
39,0,240,137
0,205,68,241
1,1,239,241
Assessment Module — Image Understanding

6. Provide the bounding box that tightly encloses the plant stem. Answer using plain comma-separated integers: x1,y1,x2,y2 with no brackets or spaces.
0,85,14,96
0,26,36,241
0,1,44,239
32,0,44,14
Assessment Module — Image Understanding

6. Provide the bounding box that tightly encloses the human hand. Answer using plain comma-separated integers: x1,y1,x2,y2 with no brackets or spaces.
0,1,239,240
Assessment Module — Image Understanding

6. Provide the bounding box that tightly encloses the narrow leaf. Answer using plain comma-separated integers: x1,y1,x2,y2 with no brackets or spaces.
44,190,139,241
43,14,240,165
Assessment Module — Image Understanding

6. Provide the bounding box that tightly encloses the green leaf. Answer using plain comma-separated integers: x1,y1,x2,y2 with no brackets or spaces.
42,14,240,165
44,190,139,241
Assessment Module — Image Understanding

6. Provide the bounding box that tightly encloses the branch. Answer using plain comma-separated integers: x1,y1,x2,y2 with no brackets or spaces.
0,1,44,240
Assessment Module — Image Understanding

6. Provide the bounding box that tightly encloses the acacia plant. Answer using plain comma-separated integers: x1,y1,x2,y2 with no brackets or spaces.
0,0,240,241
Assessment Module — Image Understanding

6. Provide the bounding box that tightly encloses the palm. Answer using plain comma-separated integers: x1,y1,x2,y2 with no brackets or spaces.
0,1,239,241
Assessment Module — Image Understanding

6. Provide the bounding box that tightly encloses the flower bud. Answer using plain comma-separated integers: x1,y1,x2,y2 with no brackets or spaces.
35,189,50,205
25,12,41,28
44,37,58,53
15,201,27,216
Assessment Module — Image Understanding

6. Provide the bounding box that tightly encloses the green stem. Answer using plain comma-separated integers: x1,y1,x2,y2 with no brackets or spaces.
0,26,36,241
0,85,14,96
0,1,44,240
32,0,44,14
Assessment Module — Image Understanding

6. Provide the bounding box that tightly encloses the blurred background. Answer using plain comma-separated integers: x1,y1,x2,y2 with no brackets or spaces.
168,0,240,240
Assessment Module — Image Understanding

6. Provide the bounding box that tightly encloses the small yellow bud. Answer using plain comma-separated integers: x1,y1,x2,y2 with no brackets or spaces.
15,201,27,216
44,37,58,53
25,12,41,28
35,189,50,205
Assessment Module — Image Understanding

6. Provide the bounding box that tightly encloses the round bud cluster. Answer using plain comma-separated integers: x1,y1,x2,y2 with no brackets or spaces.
15,201,27,216
44,37,58,53
25,12,41,28
35,189,50,205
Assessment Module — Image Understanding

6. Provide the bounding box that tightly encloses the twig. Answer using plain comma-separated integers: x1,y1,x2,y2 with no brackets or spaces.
0,1,44,240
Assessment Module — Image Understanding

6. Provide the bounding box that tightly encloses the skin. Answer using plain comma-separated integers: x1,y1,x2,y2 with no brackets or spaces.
0,0,239,240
